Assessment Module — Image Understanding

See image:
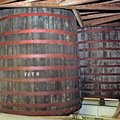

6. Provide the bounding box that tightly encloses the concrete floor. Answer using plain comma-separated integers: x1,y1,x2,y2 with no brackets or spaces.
0,113,119,120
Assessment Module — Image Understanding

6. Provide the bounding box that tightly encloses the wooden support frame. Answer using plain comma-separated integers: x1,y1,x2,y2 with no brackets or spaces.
72,9,83,27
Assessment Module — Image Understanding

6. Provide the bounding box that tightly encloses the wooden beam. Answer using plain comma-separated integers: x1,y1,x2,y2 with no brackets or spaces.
24,0,41,2
100,0,120,4
79,12,98,16
32,0,60,7
0,0,17,5
59,0,99,6
0,1,32,7
72,9,83,27
83,14,120,27
69,3,120,10
81,13,120,20
56,0,65,3
0,0,60,7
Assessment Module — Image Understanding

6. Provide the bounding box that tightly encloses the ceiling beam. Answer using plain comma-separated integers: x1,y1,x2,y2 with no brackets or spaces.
81,13,120,20
56,0,65,3
79,12,98,16
0,0,17,5
99,0,120,4
24,0,41,2
83,14,120,27
0,0,120,10
0,1,32,7
59,0,98,6
69,3,120,10
32,0,60,7
0,0,60,7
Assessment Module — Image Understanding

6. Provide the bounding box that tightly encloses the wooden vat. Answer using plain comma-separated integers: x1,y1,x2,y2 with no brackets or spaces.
78,22,120,99
0,8,81,115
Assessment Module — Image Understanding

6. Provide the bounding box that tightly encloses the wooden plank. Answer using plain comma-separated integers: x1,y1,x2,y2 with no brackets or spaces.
84,97,100,101
0,1,32,7
0,0,60,7
72,9,83,27
59,0,99,6
24,0,42,2
32,0,60,7
56,0,65,3
0,0,59,7
81,13,120,20
83,14,120,27
79,12,98,16
32,1,60,7
69,3,120,10
0,0,17,5
29,0,62,3
100,0,120,4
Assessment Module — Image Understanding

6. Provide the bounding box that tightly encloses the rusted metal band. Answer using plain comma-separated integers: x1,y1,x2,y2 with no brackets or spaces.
82,81,120,84
79,57,120,60
0,54,79,59
0,88,80,96
0,98,80,108
78,40,120,44
0,39,77,47
82,89,120,91
0,29,76,37
0,77,79,83
0,66,79,71
80,65,120,68
80,73,120,76
77,28,120,33
0,105,81,116
79,48,120,51
0,12,75,22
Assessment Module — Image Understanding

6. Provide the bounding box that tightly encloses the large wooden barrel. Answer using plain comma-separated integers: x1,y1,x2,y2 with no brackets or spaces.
0,8,81,115
78,23,120,99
